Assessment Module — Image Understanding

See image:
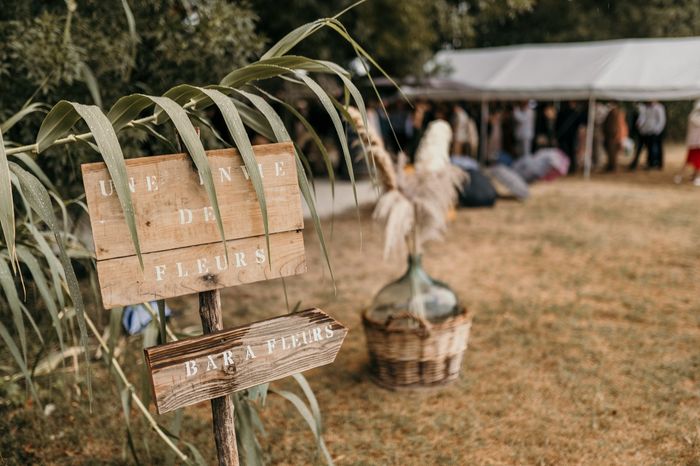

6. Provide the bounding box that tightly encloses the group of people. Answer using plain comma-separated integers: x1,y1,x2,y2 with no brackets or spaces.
364,99,670,175
487,100,668,174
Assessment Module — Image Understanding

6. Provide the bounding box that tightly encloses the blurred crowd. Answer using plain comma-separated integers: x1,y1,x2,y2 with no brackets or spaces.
362,99,668,174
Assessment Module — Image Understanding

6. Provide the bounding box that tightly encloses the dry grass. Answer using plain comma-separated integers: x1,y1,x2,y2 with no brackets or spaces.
2,146,700,465
217,145,700,465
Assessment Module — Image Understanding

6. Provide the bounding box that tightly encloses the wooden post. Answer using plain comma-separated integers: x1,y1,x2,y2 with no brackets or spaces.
583,95,596,179
199,289,239,466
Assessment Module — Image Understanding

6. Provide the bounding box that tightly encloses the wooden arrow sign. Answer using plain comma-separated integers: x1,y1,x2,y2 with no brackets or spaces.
144,308,347,414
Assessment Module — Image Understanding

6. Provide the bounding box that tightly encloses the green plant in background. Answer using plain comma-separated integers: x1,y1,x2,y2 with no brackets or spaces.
0,1,392,464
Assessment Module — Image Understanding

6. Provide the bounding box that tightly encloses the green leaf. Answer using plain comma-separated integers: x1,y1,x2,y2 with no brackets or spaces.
219,56,340,89
36,101,82,153
292,373,323,435
107,306,123,364
0,256,26,364
24,223,66,310
79,62,103,108
230,89,335,287
198,87,271,264
257,88,336,199
73,103,142,267
283,71,358,209
156,299,166,345
130,121,178,153
37,101,144,269
272,388,333,466
120,387,141,464
1,102,48,133
149,95,229,261
0,320,39,405
261,21,326,60
15,245,64,354
0,131,16,266
10,152,58,193
107,94,154,132
9,162,92,405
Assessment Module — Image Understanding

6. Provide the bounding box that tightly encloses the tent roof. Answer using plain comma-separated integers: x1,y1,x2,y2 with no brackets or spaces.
432,37,700,101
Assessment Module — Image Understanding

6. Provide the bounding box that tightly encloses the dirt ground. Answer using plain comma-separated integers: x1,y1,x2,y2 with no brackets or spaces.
3,145,700,465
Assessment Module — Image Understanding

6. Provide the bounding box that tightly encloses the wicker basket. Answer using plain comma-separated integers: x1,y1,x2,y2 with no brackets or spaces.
362,307,471,390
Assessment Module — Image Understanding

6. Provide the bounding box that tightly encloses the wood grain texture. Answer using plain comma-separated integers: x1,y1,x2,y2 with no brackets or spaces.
145,308,347,414
198,289,239,466
81,142,301,261
97,230,306,308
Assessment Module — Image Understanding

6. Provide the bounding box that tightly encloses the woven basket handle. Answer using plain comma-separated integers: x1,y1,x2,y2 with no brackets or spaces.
385,312,432,337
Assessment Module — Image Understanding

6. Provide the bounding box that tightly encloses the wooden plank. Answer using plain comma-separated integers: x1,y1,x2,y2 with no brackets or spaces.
145,308,347,414
81,142,301,261
97,230,306,308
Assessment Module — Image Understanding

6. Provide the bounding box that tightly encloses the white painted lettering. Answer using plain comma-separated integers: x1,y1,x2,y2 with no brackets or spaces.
178,208,193,225
197,258,209,274
185,360,198,377
146,175,158,192
223,350,234,367
313,327,323,342
214,255,228,271
203,206,215,223
255,248,266,265
206,355,218,371
267,338,276,354
98,179,114,197
219,166,232,182
234,252,247,268
176,262,189,278
155,265,166,281
245,345,256,360
274,161,286,177
291,334,300,348
324,324,334,339
128,177,136,193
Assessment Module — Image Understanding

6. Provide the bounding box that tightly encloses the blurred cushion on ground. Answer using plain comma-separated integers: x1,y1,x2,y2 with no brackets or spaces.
458,168,497,208
488,164,529,200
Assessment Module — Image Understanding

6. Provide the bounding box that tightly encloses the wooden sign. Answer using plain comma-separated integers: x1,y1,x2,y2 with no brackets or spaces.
144,308,347,414
81,143,306,308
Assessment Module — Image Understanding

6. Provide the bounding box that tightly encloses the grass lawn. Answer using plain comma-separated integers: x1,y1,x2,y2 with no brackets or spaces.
2,146,699,465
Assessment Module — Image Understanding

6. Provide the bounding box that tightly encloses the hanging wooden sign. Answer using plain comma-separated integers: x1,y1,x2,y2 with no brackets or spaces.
144,308,347,414
82,141,344,465
81,142,306,308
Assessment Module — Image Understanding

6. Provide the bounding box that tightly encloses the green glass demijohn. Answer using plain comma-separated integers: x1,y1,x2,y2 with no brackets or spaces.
368,254,459,327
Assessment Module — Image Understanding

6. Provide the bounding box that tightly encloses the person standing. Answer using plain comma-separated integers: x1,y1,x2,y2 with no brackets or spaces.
556,101,584,174
450,103,478,157
602,103,628,172
674,100,700,185
630,101,666,170
534,102,557,150
513,101,535,157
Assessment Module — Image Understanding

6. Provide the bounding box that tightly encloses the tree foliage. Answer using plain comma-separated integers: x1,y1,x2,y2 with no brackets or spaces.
0,0,264,114
473,0,700,47
252,0,533,77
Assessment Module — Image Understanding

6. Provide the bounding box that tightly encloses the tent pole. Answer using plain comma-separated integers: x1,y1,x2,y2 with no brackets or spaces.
480,99,489,163
583,96,595,179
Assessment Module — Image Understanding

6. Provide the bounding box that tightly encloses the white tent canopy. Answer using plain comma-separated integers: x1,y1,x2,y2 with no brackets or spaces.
432,37,700,101
432,37,700,177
